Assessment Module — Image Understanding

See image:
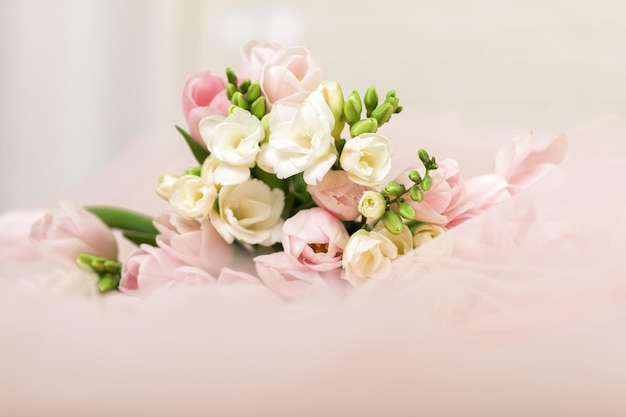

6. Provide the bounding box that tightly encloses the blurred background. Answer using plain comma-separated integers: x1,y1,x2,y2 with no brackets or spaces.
1,0,625,212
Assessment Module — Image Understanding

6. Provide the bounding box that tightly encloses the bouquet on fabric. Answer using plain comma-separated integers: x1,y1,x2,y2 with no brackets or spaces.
30,41,568,301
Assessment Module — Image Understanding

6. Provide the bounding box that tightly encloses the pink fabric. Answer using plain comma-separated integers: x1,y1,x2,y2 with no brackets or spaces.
2,110,626,415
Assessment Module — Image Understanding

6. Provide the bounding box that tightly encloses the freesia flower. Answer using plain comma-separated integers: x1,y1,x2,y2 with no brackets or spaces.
374,222,413,255
154,211,233,276
156,174,180,201
257,90,337,185
239,40,284,80
260,45,322,105
199,108,265,185
340,133,393,186
307,170,370,221
282,208,349,271
181,70,228,144
210,179,284,246
168,175,217,219
254,251,348,301
342,229,398,287
30,201,118,267
358,191,387,220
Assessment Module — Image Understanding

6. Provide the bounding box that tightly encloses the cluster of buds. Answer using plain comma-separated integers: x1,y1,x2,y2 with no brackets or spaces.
358,149,439,235
343,87,402,138
225,68,266,119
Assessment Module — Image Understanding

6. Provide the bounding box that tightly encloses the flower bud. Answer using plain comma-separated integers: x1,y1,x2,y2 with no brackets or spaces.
261,114,271,139
382,210,403,235
408,169,421,183
382,181,405,196
231,92,249,110
398,201,416,220
343,90,362,124
418,149,430,165
245,81,261,103
250,96,266,119
350,118,378,137
317,81,345,139
371,103,394,126
156,174,181,200
409,185,423,202
421,175,432,191
226,67,238,85
239,78,251,94
226,83,238,100
358,191,387,220
364,86,378,115
184,166,201,176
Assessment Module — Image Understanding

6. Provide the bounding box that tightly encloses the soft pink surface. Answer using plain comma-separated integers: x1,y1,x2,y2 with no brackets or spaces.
2,111,626,416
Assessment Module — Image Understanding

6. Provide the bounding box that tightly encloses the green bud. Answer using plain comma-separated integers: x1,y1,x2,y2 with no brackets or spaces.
384,95,400,110
394,105,403,114
382,181,405,196
245,82,261,103
421,175,432,191
418,149,430,165
382,210,403,235
227,104,237,114
226,67,238,86
239,78,251,94
226,83,238,101
408,169,421,183
103,260,122,273
250,96,266,119
398,202,416,220
371,102,394,126
350,118,378,137
232,92,249,110
98,275,118,293
386,90,397,99
409,185,423,202
184,166,202,176
343,90,362,124
363,86,378,116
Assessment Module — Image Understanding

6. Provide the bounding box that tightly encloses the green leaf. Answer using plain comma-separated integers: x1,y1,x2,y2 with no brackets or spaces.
175,125,210,165
86,206,158,235
122,231,158,247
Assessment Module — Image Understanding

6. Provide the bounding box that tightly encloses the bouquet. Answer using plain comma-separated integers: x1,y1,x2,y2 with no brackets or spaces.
30,40,568,301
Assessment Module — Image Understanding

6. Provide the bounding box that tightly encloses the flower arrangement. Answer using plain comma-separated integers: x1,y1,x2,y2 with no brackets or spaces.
30,40,568,301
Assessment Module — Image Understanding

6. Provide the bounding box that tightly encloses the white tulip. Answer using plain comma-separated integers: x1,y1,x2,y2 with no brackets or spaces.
340,133,393,186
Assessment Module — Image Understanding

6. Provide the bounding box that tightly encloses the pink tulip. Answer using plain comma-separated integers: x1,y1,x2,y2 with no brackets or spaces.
181,70,228,144
239,40,283,80
30,201,118,266
307,170,370,221
494,132,568,192
254,251,348,302
397,158,469,225
260,46,322,105
119,245,214,295
154,211,233,276
282,208,349,271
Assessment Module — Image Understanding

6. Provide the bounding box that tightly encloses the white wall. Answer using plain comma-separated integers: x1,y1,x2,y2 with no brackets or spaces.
1,0,625,211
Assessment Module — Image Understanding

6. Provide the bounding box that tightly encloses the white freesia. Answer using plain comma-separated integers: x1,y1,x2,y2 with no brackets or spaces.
413,224,446,248
169,175,217,219
342,229,398,287
199,108,265,185
374,222,413,256
340,133,393,186
156,174,180,200
358,191,386,220
257,91,337,185
210,178,284,246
